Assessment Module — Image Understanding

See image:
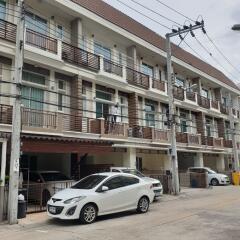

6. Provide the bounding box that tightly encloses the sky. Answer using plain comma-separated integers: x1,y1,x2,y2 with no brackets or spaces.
103,0,240,84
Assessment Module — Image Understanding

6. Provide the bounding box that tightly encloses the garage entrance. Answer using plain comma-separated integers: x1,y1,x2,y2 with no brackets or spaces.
178,152,196,172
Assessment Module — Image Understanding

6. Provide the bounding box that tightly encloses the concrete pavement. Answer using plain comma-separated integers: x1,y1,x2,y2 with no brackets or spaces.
1,186,240,240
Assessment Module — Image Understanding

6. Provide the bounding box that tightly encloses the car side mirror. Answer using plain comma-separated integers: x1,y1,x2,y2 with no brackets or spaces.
101,186,109,192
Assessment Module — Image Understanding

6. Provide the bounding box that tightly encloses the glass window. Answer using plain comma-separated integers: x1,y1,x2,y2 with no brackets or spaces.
206,118,212,137
180,112,188,133
72,175,107,189
0,0,6,20
56,25,63,39
96,102,109,119
175,77,184,87
121,176,139,186
222,97,227,107
25,11,47,35
23,71,45,85
58,80,65,90
103,176,124,190
40,172,70,182
94,43,111,60
141,63,153,77
96,90,112,101
28,172,41,182
122,169,145,178
145,103,155,127
201,88,209,98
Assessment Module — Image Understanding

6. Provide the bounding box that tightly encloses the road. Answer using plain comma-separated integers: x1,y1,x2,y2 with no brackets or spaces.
1,186,240,240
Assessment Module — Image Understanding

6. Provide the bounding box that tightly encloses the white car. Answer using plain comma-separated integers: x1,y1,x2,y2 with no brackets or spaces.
110,167,163,199
47,172,155,224
188,167,230,186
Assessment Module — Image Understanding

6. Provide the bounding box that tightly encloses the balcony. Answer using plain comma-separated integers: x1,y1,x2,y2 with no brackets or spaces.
152,78,165,92
176,132,188,143
103,59,123,77
220,104,228,115
186,91,196,102
0,104,12,125
205,136,224,147
62,42,100,71
176,132,201,145
126,67,149,89
211,100,219,110
0,19,16,43
26,29,58,54
197,95,210,109
173,86,184,101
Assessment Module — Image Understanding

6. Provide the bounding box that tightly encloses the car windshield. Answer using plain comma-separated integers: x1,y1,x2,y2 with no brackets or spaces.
40,172,70,182
122,169,145,178
71,175,107,189
208,169,216,174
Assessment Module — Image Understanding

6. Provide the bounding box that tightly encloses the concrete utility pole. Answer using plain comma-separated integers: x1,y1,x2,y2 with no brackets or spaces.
165,22,205,195
8,0,25,224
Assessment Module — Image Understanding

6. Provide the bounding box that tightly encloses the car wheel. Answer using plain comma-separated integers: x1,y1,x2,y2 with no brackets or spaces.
42,189,51,207
137,196,149,213
80,204,97,224
211,178,219,186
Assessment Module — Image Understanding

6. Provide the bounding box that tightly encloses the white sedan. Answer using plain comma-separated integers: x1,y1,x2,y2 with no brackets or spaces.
47,172,155,224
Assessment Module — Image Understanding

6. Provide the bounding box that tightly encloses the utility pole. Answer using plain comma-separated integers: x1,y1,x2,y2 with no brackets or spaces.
8,0,25,224
166,22,205,195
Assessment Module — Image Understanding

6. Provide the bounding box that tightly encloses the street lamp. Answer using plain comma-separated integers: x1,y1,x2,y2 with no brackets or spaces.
232,24,240,31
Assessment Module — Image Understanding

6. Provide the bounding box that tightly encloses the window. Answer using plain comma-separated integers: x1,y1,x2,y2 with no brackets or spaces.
25,11,48,35
58,93,63,111
141,63,153,77
122,169,145,178
40,172,70,182
225,122,231,140
0,0,6,20
121,176,139,186
205,118,212,137
180,112,188,133
94,43,111,60
71,175,107,189
145,102,155,127
23,71,45,85
22,86,44,110
175,77,184,87
201,88,209,98
58,80,65,90
96,90,112,101
103,176,124,190
222,97,227,107
119,95,128,122
56,25,63,39
96,90,112,119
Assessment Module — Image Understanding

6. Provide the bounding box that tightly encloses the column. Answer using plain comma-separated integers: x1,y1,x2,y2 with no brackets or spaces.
70,75,82,131
126,45,137,69
0,140,7,221
216,153,225,172
196,112,206,145
194,152,204,167
123,148,136,168
71,18,83,48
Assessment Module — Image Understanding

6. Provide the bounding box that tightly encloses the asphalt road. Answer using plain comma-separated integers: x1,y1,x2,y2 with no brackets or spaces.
1,185,240,240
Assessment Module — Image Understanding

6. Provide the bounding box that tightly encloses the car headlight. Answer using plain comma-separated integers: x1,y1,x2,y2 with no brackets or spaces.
64,196,86,204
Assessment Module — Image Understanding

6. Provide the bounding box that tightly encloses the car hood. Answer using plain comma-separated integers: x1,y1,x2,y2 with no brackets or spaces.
51,188,92,200
216,174,228,178
143,177,161,184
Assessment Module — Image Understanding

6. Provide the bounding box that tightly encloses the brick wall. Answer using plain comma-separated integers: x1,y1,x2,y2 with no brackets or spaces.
217,118,225,138
70,75,82,131
196,112,205,144
128,92,138,128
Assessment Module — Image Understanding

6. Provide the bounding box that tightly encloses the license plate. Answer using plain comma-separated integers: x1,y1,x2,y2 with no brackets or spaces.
49,206,56,214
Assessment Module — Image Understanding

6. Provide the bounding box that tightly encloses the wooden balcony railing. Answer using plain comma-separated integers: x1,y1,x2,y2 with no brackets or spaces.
152,78,165,92
26,29,58,54
103,59,123,77
186,91,196,102
173,86,184,101
126,67,149,89
0,19,16,43
213,137,223,148
223,139,233,148
206,136,214,146
211,100,219,110
176,132,188,143
0,104,12,124
104,121,126,136
153,129,169,141
220,104,228,115
62,42,100,71
197,95,210,109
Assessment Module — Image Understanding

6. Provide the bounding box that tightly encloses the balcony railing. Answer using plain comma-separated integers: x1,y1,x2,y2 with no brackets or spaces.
152,78,165,92
62,42,100,71
103,59,123,77
0,104,12,124
220,104,228,115
176,132,188,143
211,100,219,110
213,137,223,148
0,19,16,43
126,67,149,89
104,121,126,136
173,86,184,101
223,139,233,148
197,95,210,109
187,133,201,145
26,29,58,54
186,91,196,102
206,136,214,146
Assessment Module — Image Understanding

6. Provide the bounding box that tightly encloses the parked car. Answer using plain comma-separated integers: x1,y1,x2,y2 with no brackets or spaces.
47,172,155,224
110,167,163,199
23,171,75,205
188,167,230,186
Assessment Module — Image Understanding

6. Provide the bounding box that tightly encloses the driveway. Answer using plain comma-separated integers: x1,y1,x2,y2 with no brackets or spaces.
1,186,240,240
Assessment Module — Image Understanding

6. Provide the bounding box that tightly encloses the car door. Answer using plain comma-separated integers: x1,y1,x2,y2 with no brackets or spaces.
96,176,125,215
117,176,140,210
